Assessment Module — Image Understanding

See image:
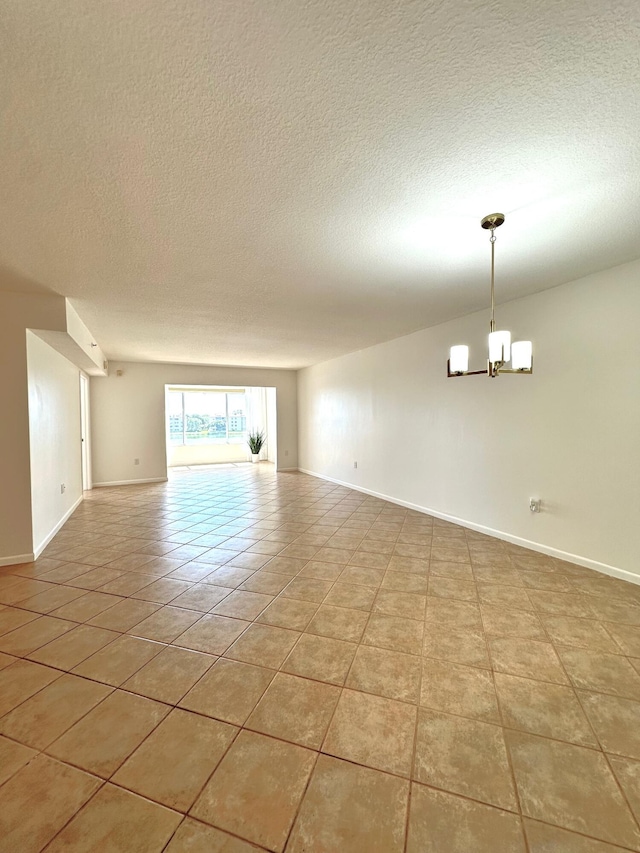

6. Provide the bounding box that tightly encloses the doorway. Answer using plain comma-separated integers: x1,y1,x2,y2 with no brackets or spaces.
80,373,92,490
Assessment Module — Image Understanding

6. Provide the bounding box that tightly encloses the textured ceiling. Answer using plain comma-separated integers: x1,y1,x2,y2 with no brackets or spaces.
1,0,639,368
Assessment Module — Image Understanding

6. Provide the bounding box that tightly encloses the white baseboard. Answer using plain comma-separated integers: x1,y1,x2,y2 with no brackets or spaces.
93,477,169,487
0,552,34,568
297,467,639,586
33,495,84,559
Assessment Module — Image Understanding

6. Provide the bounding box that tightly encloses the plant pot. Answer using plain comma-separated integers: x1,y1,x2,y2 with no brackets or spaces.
251,454,259,463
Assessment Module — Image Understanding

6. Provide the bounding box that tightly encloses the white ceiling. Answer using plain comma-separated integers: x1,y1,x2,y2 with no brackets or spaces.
1,0,639,368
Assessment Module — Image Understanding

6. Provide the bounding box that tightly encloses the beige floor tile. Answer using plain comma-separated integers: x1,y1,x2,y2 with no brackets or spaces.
0,735,37,786
174,614,250,654
88,598,161,631
50,590,125,622
527,590,596,618
347,644,421,703
225,622,300,669
430,561,474,580
557,646,640,699
505,729,640,848
478,583,534,611
113,708,237,811
495,672,598,746
428,575,477,601
0,651,15,669
603,622,640,656
45,783,182,853
0,615,76,656
380,571,428,595
578,690,640,758
17,584,87,614
423,626,490,668
72,634,163,686
407,783,526,853
288,754,409,853
338,565,385,587
414,708,517,811
387,555,429,575
170,582,233,611
179,658,274,724
373,590,427,620
0,658,61,716
262,556,308,576
164,819,260,852
0,673,111,749
281,576,333,603
239,571,290,595
426,597,482,631
257,597,319,630
298,560,343,581
362,613,424,655
420,657,500,722
47,689,169,777
27,624,119,670
521,571,575,592
489,637,570,684
123,646,216,704
127,605,202,642
323,581,377,610
584,597,640,626
246,671,340,748
0,605,40,636
0,754,101,853
131,578,194,604
608,755,640,824
524,819,631,852
190,730,315,852
97,572,157,596
68,566,127,590
543,615,622,652
282,632,356,685
306,604,369,642
481,605,547,640
211,589,274,620
323,688,416,776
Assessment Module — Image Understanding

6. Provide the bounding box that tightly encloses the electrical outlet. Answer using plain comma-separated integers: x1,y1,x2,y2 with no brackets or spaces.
134,458,140,465
354,461,358,469
60,484,66,494
529,497,541,513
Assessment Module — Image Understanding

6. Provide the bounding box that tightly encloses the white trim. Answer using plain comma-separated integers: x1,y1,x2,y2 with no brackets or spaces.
298,468,639,586
33,494,84,559
0,552,34,567
92,477,169,487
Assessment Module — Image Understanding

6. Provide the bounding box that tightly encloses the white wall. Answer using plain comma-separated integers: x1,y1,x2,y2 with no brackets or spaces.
91,362,297,484
0,292,68,564
26,333,83,554
298,259,640,580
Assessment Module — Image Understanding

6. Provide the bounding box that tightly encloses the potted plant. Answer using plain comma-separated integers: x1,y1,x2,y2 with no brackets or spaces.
247,430,266,463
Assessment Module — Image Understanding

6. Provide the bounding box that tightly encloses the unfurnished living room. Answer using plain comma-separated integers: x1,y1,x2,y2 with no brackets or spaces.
1,2,639,851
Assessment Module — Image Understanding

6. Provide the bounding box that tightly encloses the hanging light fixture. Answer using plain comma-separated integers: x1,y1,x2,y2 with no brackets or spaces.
447,213,533,378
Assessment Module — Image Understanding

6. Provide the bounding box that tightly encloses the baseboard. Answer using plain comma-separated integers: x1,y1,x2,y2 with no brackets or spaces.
93,477,169,487
0,552,34,568
32,494,84,560
298,467,638,586
277,467,300,472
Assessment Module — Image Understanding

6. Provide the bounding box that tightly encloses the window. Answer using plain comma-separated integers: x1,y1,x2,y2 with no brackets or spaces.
168,390,247,445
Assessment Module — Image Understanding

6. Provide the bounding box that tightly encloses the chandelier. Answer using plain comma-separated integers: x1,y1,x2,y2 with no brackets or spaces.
448,213,533,378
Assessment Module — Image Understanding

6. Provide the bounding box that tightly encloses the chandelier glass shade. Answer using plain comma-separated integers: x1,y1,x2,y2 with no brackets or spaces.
448,214,533,378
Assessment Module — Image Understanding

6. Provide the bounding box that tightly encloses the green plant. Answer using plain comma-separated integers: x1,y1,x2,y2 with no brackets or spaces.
247,430,266,455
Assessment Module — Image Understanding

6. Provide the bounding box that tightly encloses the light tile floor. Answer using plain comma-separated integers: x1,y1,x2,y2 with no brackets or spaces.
0,465,639,851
